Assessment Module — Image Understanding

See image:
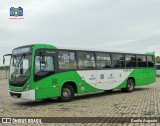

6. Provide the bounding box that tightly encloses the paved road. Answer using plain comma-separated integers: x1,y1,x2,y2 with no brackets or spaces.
0,78,160,125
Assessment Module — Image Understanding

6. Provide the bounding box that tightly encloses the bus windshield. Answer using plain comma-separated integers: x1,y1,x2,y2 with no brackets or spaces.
9,54,31,82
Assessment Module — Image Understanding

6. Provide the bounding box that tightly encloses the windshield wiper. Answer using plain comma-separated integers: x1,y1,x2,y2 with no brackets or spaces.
17,54,26,67
12,54,25,82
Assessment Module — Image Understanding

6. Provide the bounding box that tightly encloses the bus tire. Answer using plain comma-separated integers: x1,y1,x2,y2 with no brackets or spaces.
58,85,75,102
121,79,135,92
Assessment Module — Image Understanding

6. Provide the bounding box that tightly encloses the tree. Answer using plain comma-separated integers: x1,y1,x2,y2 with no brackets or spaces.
156,56,160,63
0,66,10,70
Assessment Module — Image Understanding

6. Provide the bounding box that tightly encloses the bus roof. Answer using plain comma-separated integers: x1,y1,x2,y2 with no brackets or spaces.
57,46,155,55
14,44,155,56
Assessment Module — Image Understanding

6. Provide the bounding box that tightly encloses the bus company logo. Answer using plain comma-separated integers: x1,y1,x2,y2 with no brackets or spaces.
9,7,24,20
100,74,104,79
108,73,115,79
89,74,96,80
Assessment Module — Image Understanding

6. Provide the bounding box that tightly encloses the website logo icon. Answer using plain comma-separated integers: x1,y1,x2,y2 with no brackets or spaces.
2,118,11,123
10,7,23,17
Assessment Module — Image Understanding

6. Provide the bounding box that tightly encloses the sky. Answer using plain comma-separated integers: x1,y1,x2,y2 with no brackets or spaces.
0,0,160,65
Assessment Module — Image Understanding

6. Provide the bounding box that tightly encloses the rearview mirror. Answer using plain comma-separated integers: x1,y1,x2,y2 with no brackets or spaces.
3,54,12,65
3,58,5,65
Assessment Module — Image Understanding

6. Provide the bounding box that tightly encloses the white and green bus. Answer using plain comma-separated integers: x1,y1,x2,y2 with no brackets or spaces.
3,44,156,102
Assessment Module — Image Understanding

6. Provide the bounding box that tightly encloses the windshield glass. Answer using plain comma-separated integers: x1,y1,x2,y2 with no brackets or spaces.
9,54,31,82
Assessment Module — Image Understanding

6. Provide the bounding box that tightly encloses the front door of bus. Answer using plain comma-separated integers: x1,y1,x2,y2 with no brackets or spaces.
34,49,58,100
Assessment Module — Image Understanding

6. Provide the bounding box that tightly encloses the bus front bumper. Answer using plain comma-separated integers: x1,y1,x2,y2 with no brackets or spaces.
9,90,35,100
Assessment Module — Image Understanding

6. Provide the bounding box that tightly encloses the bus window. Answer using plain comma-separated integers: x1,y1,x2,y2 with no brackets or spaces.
35,56,54,74
156,65,160,70
137,55,147,67
125,55,136,67
147,56,154,67
96,53,111,69
112,54,125,68
156,64,160,76
58,51,77,69
78,52,96,69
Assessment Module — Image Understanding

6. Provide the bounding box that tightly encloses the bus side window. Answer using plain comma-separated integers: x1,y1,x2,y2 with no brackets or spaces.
96,53,111,69
137,55,147,67
35,56,54,74
77,52,96,69
112,54,125,68
125,55,136,68
147,56,154,67
58,51,77,70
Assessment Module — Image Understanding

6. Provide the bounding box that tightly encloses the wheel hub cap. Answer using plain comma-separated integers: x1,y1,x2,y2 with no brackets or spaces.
63,88,71,97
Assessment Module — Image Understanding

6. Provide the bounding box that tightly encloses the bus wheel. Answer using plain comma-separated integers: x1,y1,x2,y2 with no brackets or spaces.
121,79,135,92
58,85,74,102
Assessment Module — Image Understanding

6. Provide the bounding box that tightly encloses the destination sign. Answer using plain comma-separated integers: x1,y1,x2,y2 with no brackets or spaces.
12,46,32,55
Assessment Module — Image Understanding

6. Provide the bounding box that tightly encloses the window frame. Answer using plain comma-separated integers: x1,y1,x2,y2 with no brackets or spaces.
58,50,78,70
111,53,125,68
136,55,147,68
34,49,57,82
147,55,155,68
95,52,112,69
35,55,55,73
125,54,137,68
77,51,96,70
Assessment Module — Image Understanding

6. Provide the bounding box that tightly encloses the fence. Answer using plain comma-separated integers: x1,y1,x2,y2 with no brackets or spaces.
0,70,9,79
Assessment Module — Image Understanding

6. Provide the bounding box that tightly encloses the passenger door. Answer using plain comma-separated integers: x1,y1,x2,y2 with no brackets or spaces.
34,49,58,99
